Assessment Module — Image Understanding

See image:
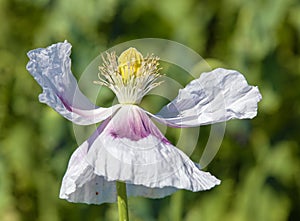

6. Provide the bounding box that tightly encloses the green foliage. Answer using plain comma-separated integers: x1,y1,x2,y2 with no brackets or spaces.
1,0,300,220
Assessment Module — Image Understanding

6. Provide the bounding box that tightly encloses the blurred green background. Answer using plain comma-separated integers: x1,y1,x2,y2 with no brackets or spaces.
1,0,300,220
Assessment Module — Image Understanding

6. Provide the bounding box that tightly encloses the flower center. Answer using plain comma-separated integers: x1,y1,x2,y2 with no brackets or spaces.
95,48,162,104
118,48,143,83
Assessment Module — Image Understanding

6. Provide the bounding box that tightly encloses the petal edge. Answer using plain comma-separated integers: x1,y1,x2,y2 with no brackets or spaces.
149,68,262,127
26,41,119,125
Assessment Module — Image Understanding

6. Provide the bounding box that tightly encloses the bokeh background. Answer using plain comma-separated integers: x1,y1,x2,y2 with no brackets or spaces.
1,0,300,220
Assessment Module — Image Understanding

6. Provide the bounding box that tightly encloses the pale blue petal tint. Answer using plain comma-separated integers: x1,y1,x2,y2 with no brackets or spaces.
149,68,262,127
26,41,120,125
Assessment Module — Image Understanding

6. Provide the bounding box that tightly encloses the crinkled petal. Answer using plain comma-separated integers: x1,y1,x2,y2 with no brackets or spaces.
148,68,262,127
26,41,119,125
60,105,220,204
59,137,178,204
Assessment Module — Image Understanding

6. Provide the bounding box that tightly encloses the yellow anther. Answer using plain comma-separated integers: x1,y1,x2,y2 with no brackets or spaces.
118,47,143,83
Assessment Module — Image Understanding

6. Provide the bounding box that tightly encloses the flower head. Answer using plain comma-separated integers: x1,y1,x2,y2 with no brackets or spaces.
26,41,261,205
95,47,161,104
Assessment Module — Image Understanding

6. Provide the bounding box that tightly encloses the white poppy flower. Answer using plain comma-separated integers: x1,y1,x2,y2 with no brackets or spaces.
26,41,261,205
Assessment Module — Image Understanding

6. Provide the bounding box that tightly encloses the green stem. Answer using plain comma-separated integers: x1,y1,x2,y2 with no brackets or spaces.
170,190,183,221
116,181,129,221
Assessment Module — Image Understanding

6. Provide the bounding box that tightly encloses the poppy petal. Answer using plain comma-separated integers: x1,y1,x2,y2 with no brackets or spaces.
26,41,120,125
149,68,261,127
59,105,220,204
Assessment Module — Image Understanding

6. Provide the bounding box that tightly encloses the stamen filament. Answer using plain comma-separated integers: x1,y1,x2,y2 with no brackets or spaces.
96,48,162,104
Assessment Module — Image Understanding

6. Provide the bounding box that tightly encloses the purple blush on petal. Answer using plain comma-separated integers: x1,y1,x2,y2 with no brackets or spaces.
161,137,171,145
87,118,111,151
108,106,169,143
58,94,72,112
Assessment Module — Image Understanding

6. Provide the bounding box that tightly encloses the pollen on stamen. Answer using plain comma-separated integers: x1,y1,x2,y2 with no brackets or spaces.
118,47,143,82
94,47,163,105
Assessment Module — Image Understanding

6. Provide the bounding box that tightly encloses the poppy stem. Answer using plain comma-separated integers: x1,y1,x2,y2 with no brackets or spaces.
116,181,129,221
170,190,183,221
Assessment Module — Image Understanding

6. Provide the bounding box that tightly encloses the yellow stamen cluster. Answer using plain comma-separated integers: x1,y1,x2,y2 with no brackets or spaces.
95,47,162,104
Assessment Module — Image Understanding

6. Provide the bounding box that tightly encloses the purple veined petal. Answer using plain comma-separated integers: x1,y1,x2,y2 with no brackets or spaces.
148,68,262,128
60,105,220,204
26,41,120,125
